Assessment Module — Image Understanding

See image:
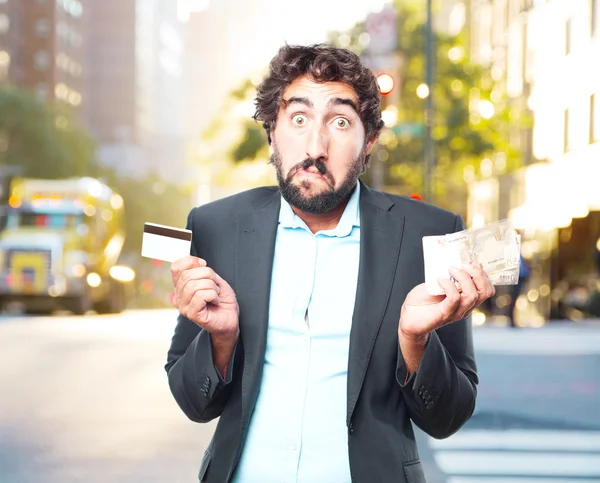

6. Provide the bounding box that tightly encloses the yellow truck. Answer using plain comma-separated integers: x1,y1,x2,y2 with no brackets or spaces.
0,177,135,314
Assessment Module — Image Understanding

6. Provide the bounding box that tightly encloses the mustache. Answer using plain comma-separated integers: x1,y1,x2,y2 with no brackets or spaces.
286,158,333,185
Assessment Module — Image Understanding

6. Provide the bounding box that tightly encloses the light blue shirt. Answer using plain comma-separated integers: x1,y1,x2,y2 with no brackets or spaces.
232,183,361,483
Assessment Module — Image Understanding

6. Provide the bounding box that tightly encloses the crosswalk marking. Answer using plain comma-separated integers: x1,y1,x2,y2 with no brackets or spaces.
473,327,600,354
429,429,600,480
434,452,600,477
447,478,594,483
428,429,600,451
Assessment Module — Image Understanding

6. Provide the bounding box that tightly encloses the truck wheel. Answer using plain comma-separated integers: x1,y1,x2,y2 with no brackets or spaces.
24,307,53,316
95,281,125,314
67,297,91,316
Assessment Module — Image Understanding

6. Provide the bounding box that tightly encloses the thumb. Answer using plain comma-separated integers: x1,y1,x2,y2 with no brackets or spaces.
435,278,461,320
215,273,236,303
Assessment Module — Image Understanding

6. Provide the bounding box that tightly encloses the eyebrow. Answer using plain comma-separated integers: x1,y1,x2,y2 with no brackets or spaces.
282,96,359,114
328,97,359,113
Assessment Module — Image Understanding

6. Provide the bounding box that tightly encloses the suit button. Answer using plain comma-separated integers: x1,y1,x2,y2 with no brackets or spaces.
418,386,425,395
426,402,434,409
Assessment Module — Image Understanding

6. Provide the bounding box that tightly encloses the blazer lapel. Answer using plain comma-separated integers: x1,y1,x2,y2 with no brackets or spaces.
347,183,405,425
234,189,280,428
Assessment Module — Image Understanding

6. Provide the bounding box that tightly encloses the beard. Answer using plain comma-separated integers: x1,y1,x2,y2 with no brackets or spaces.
271,147,366,215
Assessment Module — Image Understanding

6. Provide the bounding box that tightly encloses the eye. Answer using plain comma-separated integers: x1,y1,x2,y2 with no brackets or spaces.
292,114,307,126
335,117,350,129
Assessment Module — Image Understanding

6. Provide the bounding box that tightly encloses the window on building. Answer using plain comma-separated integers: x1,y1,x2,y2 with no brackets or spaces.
565,18,572,55
564,109,570,153
0,13,9,35
35,18,50,38
592,94,598,143
592,0,598,37
34,50,50,71
35,83,49,101
0,50,9,80
67,0,83,18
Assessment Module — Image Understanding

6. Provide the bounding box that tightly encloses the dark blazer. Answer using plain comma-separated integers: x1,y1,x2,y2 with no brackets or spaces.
165,182,478,483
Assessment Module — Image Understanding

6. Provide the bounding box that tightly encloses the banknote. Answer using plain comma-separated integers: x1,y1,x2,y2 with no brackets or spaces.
488,268,520,285
423,220,521,295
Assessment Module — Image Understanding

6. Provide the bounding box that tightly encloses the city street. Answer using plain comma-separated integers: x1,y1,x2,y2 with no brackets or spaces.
1,310,599,482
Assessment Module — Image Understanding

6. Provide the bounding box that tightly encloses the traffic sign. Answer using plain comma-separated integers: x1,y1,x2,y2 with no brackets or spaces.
392,123,425,138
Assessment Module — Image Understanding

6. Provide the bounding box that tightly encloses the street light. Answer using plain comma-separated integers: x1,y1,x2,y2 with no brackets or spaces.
377,73,395,95
416,83,430,99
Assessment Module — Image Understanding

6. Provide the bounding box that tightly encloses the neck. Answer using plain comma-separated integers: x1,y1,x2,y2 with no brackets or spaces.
292,198,350,234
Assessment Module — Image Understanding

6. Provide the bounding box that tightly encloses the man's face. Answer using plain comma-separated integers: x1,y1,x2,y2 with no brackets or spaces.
270,76,376,214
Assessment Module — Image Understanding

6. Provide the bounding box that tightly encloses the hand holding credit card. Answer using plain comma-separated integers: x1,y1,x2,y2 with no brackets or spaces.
422,220,521,296
141,222,192,263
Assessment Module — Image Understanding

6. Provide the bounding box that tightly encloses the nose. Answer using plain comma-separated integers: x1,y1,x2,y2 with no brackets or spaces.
306,123,329,161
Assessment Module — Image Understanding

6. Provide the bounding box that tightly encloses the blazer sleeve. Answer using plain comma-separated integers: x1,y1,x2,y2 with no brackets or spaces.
164,207,238,423
395,215,479,439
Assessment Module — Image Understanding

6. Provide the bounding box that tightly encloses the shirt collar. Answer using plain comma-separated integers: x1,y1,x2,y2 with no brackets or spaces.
278,182,361,237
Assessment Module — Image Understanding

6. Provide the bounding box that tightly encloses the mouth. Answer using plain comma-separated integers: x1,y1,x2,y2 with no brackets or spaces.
295,169,326,180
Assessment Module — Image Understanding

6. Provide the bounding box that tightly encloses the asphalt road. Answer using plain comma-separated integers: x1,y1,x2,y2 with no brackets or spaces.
1,310,599,482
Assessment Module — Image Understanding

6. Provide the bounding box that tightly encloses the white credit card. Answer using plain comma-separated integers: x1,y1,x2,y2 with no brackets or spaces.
141,222,192,263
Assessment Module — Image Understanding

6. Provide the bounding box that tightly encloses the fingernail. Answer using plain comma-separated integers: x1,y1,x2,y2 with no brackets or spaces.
449,266,460,273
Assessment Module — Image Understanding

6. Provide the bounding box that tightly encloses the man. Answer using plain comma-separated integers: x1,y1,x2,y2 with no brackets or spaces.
166,44,494,483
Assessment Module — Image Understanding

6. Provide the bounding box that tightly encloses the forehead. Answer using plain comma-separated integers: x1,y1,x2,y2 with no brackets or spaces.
281,76,359,108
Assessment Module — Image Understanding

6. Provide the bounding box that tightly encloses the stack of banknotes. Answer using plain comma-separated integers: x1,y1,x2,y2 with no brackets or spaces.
422,220,521,296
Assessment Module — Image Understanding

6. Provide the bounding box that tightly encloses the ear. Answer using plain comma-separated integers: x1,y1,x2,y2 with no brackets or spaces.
365,135,377,154
269,133,276,155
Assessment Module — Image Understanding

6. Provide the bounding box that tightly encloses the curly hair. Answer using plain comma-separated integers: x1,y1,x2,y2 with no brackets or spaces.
253,44,384,145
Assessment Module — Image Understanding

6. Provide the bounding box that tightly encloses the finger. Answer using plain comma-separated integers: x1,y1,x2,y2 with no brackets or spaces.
171,256,207,287
460,262,495,300
183,289,220,323
436,277,461,323
178,279,220,308
448,267,479,318
175,266,217,301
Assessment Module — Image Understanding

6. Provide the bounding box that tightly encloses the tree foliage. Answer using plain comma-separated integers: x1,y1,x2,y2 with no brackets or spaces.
0,86,96,178
0,85,191,271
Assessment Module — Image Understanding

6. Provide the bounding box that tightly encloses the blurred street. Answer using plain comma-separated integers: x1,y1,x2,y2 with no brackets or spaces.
417,323,600,482
0,310,599,482
0,309,216,483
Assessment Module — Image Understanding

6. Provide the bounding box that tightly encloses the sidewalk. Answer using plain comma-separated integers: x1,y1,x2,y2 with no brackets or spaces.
472,320,600,354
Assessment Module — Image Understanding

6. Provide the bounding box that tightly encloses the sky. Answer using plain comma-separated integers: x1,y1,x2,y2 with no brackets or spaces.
179,0,392,60
178,0,394,132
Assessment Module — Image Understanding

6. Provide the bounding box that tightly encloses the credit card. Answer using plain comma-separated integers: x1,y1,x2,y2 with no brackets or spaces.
141,222,192,263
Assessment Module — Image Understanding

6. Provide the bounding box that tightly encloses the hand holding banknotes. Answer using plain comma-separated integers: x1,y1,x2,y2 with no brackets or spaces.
171,256,239,339
399,262,495,339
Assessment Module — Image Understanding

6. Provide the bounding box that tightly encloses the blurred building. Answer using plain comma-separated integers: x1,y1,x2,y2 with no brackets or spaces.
183,7,232,141
85,0,187,183
467,0,600,322
0,0,85,121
